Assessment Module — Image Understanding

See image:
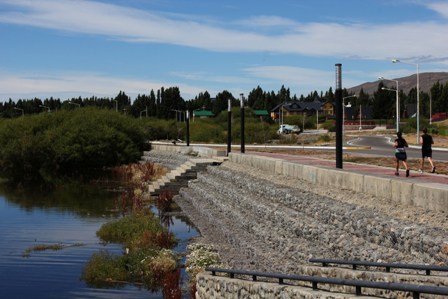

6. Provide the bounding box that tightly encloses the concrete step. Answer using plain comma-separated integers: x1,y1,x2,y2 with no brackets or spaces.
145,158,222,196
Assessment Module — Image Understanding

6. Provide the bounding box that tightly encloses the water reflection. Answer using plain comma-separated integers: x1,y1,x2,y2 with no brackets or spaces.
0,183,117,217
0,184,199,299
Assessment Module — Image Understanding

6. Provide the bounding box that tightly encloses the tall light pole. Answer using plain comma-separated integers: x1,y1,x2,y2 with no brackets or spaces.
392,59,419,143
343,95,356,144
112,99,118,112
381,87,399,132
429,91,432,125
379,77,400,132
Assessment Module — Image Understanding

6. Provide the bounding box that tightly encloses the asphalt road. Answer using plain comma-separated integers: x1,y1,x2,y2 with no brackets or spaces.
346,135,448,162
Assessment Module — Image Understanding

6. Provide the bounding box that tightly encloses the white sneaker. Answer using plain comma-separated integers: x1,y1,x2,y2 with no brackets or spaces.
418,169,423,174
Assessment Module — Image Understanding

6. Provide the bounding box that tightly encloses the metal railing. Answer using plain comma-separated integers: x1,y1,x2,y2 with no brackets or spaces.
205,267,448,298
309,258,448,276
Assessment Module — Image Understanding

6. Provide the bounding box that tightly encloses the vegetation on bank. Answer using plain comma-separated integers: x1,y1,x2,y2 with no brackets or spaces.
22,242,85,257
0,107,148,186
82,162,182,296
83,210,178,290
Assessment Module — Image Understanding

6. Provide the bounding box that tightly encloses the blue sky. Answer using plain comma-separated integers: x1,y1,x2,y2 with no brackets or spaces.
0,0,447,102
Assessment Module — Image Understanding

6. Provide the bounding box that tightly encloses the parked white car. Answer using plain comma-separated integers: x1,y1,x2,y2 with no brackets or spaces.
277,124,301,134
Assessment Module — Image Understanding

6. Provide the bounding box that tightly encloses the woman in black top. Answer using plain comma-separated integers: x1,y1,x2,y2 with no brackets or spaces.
394,131,410,177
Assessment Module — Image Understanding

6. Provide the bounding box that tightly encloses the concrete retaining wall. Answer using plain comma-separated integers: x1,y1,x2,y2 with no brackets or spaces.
229,153,448,213
150,143,226,158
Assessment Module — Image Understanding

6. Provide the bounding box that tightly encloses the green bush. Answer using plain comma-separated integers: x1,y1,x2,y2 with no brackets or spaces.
189,120,225,143
82,250,130,287
321,119,336,132
141,118,179,140
96,210,173,248
284,114,317,130
0,108,147,185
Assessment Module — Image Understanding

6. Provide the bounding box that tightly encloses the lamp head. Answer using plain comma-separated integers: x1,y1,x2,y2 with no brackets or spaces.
392,59,400,63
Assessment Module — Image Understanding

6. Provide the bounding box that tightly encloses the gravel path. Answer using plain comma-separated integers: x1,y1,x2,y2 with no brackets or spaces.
174,160,448,274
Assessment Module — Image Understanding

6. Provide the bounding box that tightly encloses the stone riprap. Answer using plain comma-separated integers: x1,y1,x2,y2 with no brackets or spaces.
174,161,448,273
141,150,191,170
141,149,448,298
195,273,380,299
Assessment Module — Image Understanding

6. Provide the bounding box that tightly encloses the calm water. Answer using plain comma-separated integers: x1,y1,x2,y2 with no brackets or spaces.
0,185,198,299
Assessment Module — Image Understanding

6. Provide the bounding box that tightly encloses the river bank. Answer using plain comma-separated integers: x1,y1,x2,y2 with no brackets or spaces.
170,156,448,275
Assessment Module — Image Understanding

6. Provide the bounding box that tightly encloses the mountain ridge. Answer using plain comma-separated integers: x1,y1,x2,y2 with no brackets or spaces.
347,72,448,95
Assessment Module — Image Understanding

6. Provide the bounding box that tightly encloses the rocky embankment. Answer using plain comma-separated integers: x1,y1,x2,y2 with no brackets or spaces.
173,159,448,275
145,150,448,277
142,150,191,170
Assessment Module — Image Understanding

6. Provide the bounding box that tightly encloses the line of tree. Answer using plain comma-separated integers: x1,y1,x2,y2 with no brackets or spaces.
1,81,447,120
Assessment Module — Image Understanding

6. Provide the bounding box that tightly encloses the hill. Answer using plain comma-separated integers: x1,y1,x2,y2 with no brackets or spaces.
347,72,448,95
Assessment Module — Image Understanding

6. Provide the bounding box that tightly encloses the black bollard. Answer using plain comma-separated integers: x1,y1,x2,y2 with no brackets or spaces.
240,93,245,154
227,99,231,155
335,63,343,169
186,110,190,146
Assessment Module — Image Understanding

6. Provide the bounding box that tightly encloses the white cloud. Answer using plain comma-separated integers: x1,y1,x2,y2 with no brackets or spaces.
0,71,205,101
0,0,447,60
426,2,448,18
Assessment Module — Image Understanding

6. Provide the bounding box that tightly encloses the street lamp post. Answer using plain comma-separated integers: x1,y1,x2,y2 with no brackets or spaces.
379,77,400,132
112,99,118,112
359,104,362,130
392,59,419,143
429,91,432,125
342,95,356,145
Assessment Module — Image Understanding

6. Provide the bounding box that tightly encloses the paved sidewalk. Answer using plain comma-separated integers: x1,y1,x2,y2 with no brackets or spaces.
248,151,448,186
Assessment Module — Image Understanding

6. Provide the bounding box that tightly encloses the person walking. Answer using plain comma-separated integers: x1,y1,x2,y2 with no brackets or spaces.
394,131,410,177
419,128,436,173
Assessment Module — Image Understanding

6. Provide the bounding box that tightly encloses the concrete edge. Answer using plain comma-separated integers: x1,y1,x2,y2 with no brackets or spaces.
228,152,448,213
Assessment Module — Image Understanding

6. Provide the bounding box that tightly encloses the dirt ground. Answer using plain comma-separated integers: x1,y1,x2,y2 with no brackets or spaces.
255,132,448,175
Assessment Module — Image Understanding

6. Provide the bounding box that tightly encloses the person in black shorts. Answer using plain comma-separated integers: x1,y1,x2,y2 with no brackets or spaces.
394,131,410,177
419,128,435,173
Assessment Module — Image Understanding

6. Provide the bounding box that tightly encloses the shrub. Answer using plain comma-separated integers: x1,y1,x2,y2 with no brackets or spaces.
82,250,129,287
321,119,336,132
96,210,175,250
0,108,148,186
189,120,225,143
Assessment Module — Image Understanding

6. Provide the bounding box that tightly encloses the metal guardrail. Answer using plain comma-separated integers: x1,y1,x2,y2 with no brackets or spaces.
205,267,448,298
309,258,448,276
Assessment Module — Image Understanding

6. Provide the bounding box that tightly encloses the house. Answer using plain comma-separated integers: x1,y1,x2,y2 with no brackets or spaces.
193,109,214,121
253,110,269,117
322,101,335,118
270,100,323,121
